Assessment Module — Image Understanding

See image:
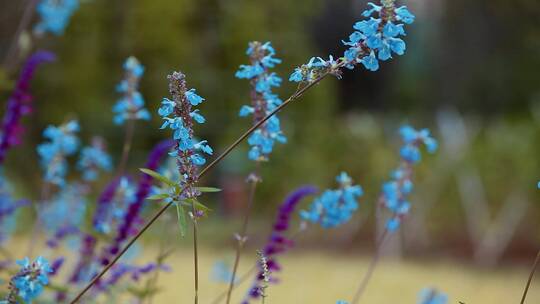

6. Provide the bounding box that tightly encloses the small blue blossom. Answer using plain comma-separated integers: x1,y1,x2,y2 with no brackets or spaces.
336,301,349,304
289,56,341,83
381,125,437,232
37,120,80,186
418,288,448,304
113,57,151,125
158,71,212,198
77,137,112,181
5,257,52,303
236,41,287,161
35,0,79,36
300,172,363,228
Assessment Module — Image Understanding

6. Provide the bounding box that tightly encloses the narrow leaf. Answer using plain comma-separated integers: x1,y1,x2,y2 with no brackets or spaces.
140,168,175,186
176,203,187,237
195,186,222,193
146,193,170,201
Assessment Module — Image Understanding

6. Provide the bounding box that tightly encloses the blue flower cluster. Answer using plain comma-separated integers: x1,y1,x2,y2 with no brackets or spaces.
35,0,79,36
6,257,52,303
418,288,448,304
342,1,415,71
236,41,287,161
113,57,151,125
77,137,112,181
381,125,437,232
336,301,349,304
41,183,87,233
300,172,363,228
37,120,80,186
158,71,212,197
289,0,415,82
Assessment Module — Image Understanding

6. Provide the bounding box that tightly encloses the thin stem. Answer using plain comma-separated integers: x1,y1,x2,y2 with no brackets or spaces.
190,201,200,304
520,249,540,304
3,0,39,72
114,119,136,178
225,173,260,304
351,228,389,304
68,72,331,304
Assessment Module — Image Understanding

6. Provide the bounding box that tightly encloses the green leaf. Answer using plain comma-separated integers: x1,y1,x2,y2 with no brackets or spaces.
195,186,222,193
183,198,212,212
140,168,176,187
176,203,187,237
146,193,170,201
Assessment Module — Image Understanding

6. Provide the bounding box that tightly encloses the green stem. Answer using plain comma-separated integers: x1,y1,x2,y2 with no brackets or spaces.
2,0,39,72
351,228,389,304
115,119,136,178
520,249,540,304
191,201,200,304
68,71,331,304
225,173,260,304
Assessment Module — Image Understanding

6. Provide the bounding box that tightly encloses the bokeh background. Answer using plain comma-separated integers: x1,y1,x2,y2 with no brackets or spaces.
1,0,540,303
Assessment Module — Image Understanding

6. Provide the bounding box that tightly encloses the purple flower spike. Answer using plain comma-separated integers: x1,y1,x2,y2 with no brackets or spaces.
0,51,56,165
100,140,174,265
243,185,317,303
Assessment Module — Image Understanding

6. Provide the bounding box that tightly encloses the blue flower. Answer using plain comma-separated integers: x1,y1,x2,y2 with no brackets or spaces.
113,57,150,125
236,41,287,161
77,137,112,181
159,71,212,198
300,172,363,228
361,51,379,71
35,0,79,36
211,261,235,283
380,125,437,232
418,288,448,304
37,120,80,186
336,301,349,304
7,256,52,303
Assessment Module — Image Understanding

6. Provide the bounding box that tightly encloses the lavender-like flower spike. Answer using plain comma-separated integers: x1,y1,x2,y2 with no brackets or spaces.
92,177,136,234
113,57,150,125
243,186,317,303
0,51,56,165
4,256,53,303
101,140,174,265
289,0,415,82
37,120,80,186
380,125,437,232
300,172,363,228
158,72,212,198
236,41,286,161
418,288,448,304
77,137,112,181
35,0,80,36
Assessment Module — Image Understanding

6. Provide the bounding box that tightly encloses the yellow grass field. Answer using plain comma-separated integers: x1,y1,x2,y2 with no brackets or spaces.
148,249,540,304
